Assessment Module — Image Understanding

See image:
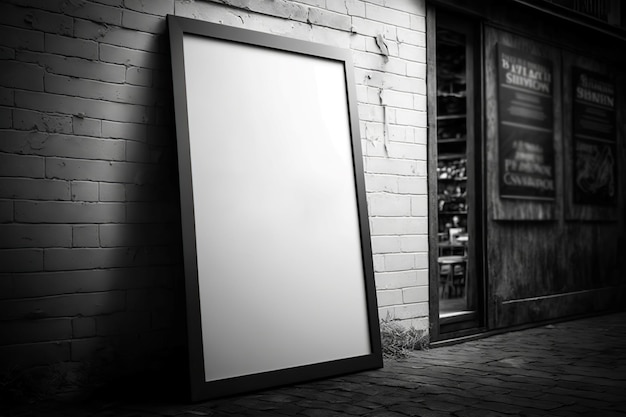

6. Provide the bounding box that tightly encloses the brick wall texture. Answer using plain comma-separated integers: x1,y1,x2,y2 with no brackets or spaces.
0,0,428,395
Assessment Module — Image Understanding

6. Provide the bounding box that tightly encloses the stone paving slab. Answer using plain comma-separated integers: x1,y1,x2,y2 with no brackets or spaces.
3,312,626,417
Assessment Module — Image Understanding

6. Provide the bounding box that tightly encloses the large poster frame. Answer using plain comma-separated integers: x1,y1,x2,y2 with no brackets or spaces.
168,15,382,401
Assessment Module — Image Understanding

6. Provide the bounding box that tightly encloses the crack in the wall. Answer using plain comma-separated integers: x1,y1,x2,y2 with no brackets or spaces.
216,0,252,13
378,88,390,156
64,0,87,9
227,11,245,24
375,33,390,62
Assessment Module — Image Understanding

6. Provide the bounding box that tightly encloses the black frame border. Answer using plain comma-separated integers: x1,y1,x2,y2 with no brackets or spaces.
167,14,383,402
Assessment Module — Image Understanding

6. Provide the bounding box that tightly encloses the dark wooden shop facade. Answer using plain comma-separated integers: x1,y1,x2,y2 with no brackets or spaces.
427,0,626,341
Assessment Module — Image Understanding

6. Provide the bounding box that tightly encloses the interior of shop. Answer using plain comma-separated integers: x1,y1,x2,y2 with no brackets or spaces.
436,27,472,319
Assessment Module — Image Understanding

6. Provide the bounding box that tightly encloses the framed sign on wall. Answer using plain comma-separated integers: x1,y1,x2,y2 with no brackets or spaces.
485,28,562,221
563,52,620,221
497,44,556,201
572,67,617,206
167,15,382,401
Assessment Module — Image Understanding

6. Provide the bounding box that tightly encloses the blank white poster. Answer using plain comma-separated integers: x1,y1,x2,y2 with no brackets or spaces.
182,34,371,382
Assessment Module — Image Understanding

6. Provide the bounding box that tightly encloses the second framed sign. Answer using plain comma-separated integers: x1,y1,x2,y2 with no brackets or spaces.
572,67,617,206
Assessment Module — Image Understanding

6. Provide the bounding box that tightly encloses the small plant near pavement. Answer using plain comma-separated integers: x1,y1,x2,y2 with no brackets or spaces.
379,317,429,359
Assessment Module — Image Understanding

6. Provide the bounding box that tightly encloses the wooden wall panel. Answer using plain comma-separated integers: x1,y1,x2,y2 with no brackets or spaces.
484,26,626,330
489,221,623,329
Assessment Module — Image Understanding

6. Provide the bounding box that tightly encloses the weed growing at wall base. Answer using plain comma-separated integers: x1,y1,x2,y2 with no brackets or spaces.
380,317,429,359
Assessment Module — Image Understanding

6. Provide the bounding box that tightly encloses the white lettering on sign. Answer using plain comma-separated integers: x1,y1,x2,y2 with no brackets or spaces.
576,87,614,107
501,52,551,94
503,172,555,191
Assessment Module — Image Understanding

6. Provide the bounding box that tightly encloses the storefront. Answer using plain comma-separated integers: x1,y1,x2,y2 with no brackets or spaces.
1,0,625,401
427,0,626,341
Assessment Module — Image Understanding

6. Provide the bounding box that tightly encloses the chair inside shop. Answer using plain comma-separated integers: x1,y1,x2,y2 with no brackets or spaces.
438,255,466,298
438,231,469,316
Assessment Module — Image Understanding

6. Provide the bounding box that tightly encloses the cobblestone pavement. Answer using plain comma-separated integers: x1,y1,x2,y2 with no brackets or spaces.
4,312,626,417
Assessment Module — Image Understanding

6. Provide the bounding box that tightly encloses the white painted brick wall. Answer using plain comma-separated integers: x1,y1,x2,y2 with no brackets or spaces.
173,0,430,330
0,0,430,390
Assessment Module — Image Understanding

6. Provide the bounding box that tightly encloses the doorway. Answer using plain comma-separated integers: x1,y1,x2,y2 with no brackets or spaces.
428,9,485,339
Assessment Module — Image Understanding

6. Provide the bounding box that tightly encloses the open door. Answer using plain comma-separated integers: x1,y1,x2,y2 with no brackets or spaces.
428,9,485,341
